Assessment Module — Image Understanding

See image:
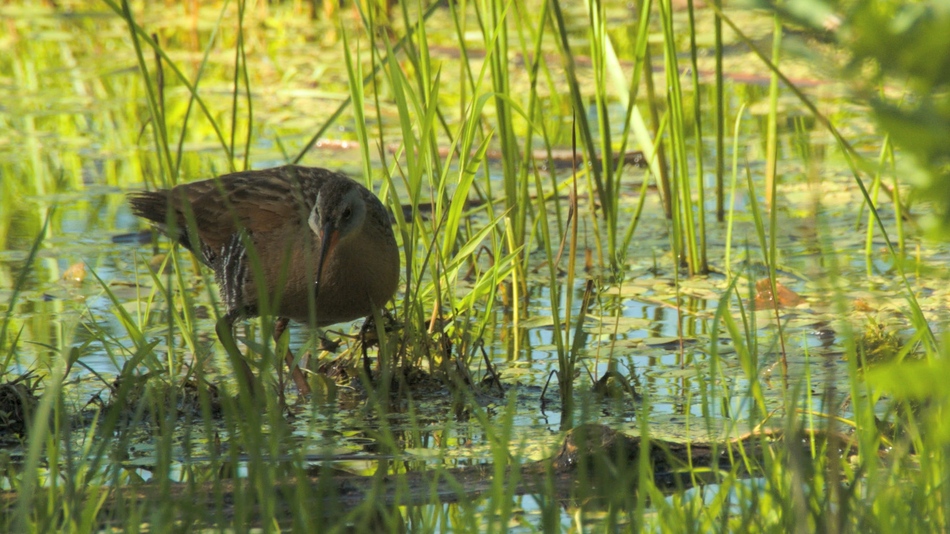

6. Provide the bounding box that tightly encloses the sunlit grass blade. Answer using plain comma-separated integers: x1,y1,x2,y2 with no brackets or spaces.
548,0,611,263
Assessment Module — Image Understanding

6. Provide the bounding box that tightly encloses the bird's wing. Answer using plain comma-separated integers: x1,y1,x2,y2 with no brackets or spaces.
174,167,314,251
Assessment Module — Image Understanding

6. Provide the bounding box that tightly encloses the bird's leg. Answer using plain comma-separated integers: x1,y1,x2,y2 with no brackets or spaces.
359,316,376,384
215,312,260,398
274,317,311,395
362,336,373,384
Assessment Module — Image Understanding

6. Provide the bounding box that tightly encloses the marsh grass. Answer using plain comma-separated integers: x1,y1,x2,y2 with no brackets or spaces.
1,0,949,531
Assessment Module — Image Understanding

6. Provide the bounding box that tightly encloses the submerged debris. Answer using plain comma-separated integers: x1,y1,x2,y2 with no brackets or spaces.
92,374,225,424
855,319,904,367
0,373,40,438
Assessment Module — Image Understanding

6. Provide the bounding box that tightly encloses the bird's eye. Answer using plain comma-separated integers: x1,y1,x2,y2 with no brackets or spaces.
342,207,352,220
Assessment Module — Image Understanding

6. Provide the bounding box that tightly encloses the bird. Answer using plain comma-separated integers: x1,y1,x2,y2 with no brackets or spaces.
128,165,400,397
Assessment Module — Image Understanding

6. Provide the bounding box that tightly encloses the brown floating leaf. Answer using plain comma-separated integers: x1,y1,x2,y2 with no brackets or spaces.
754,278,803,309
62,262,86,283
148,253,171,273
853,299,874,312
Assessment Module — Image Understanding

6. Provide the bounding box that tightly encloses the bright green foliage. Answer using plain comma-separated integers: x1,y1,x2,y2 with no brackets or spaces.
2,0,950,532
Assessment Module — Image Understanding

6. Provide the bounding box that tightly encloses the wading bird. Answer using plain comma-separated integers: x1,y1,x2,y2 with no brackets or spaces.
129,165,400,396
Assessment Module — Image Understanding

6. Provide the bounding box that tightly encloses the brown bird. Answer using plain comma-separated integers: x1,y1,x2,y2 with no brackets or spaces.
128,165,400,396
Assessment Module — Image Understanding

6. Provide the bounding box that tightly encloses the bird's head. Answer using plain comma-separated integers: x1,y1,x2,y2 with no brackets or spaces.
308,180,367,293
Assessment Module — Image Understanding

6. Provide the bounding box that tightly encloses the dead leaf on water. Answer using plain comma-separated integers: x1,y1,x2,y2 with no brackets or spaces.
62,262,85,283
754,278,804,309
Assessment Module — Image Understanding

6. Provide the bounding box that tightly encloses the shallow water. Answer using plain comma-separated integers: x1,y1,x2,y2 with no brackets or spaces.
1,1,946,529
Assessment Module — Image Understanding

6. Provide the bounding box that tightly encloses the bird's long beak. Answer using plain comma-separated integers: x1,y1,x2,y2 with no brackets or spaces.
313,221,340,302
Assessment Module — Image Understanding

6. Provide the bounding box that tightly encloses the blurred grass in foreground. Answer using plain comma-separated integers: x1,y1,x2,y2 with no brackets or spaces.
0,0,948,531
